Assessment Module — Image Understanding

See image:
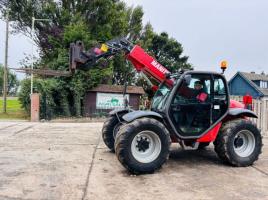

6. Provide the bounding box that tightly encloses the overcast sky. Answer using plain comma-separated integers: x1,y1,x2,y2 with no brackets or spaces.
0,20,37,79
1,0,268,80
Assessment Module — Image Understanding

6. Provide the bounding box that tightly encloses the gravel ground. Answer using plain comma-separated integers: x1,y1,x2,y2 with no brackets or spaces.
0,122,267,200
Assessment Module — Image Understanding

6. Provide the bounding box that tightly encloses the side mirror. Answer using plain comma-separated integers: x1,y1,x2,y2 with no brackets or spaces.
184,74,192,86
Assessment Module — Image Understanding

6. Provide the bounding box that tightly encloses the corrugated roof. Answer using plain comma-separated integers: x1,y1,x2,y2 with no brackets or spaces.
88,84,145,94
240,72,268,81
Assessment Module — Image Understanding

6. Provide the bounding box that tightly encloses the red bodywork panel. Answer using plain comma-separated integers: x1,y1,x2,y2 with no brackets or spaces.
126,45,174,87
197,122,222,142
230,99,244,108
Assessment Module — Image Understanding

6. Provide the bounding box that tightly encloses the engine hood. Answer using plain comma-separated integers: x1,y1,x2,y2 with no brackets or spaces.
230,99,244,109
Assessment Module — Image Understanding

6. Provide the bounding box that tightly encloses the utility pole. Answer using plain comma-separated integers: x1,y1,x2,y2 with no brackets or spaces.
31,17,50,94
3,11,9,113
31,17,34,95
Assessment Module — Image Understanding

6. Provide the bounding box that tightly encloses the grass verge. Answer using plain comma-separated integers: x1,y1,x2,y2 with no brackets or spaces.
0,97,28,120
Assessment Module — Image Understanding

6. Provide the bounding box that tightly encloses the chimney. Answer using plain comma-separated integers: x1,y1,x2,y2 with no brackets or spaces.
250,71,255,74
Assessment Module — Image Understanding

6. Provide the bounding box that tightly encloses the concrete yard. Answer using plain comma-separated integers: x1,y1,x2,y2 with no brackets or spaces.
0,122,267,200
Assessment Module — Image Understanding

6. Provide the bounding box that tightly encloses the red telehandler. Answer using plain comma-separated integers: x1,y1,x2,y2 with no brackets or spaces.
70,38,262,174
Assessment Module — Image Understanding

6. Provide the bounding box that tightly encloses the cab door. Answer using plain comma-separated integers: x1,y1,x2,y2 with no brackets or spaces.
169,73,213,137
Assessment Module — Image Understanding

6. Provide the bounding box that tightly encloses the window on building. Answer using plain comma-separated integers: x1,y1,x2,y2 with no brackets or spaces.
260,81,268,88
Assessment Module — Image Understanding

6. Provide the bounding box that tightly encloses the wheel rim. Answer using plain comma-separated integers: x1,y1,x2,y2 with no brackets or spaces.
131,131,162,163
233,130,255,157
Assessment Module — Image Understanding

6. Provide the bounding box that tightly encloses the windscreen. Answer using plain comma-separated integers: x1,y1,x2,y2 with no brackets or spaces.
151,84,171,111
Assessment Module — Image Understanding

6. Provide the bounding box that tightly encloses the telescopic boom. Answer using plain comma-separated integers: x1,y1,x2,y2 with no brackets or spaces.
69,37,174,87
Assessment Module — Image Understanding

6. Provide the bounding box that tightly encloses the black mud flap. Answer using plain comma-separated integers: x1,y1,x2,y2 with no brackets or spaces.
228,108,258,118
122,110,163,122
109,108,133,116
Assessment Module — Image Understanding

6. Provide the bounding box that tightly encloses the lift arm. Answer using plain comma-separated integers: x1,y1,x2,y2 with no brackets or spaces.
69,38,174,87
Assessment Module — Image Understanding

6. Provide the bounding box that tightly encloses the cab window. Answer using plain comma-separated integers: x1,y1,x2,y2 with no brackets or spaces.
212,75,228,122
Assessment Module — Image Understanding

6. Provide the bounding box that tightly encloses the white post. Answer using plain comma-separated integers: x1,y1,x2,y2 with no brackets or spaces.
257,99,261,129
3,12,9,113
31,16,35,95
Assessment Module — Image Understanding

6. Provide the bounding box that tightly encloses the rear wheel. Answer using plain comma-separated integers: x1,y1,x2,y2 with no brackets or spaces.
214,119,262,166
115,118,171,174
102,115,122,152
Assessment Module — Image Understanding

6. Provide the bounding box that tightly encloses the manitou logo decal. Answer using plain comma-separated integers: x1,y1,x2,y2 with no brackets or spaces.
151,60,168,74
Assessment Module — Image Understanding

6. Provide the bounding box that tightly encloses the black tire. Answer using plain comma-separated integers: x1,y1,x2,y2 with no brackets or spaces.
102,115,121,152
115,118,171,174
214,119,263,167
198,142,210,150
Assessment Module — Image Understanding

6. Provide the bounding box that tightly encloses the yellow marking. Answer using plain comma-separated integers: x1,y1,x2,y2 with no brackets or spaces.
100,44,109,52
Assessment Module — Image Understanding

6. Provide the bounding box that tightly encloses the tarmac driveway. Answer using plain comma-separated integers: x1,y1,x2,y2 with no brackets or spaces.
0,122,267,200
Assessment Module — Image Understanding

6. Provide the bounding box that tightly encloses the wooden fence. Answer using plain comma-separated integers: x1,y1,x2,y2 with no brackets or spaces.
230,96,268,136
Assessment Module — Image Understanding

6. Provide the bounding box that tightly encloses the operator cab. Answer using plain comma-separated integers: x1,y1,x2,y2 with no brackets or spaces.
151,71,229,138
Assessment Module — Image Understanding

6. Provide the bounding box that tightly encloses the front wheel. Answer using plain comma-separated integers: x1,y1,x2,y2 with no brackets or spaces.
102,115,121,152
214,119,263,167
115,118,171,174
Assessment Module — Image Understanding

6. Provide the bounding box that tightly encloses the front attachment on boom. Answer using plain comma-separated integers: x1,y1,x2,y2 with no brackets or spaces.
69,38,133,73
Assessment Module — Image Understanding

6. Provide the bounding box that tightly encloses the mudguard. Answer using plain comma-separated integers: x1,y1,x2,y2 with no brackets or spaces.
122,110,163,122
109,108,133,116
228,108,258,118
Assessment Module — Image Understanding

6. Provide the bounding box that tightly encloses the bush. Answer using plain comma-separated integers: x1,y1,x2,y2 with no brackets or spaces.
18,78,72,119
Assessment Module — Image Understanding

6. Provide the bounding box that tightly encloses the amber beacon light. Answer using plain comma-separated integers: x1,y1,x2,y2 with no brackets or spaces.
221,60,228,74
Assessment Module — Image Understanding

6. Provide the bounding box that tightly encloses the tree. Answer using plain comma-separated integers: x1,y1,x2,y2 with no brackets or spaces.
0,64,20,96
1,0,192,117
146,31,192,73
1,0,144,117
